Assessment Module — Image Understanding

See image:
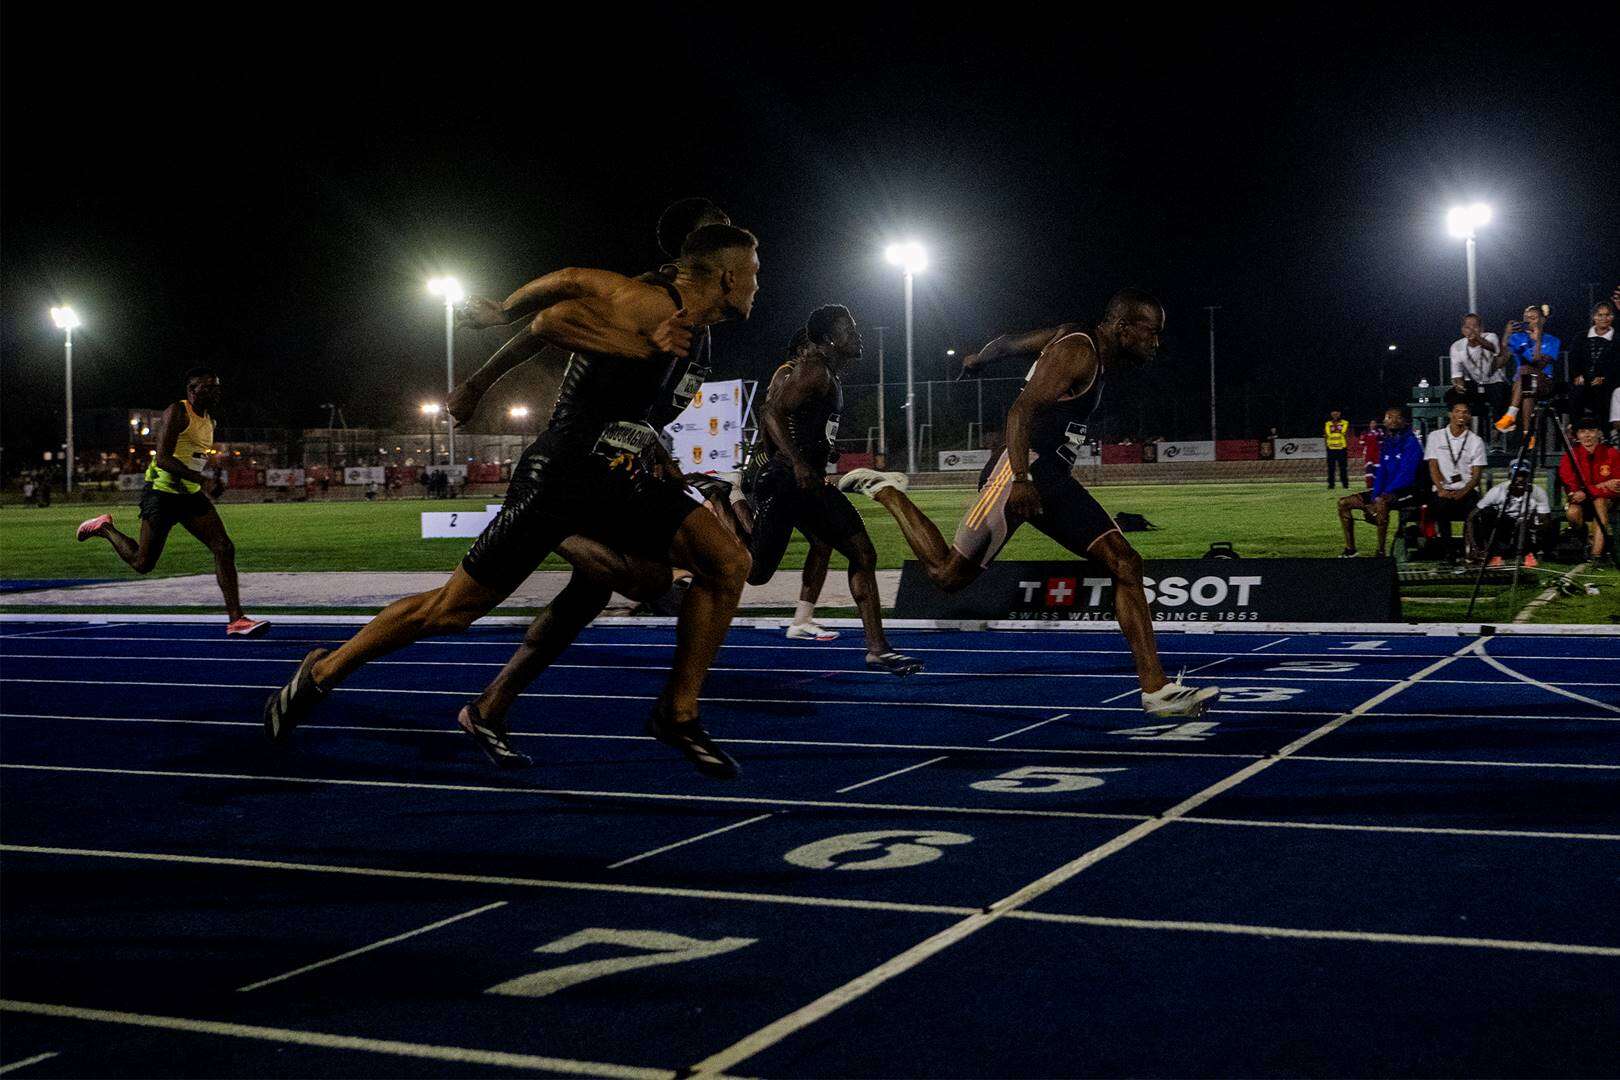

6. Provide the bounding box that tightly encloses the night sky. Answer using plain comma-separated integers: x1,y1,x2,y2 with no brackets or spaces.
3,7,1616,461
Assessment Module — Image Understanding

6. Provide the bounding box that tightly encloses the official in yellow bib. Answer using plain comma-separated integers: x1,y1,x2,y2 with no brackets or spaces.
1324,409,1350,489
75,367,268,637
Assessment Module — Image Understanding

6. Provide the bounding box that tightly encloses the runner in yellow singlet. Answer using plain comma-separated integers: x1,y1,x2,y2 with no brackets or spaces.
75,367,268,637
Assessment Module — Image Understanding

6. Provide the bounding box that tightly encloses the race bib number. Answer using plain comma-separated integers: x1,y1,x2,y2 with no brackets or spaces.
671,366,708,409
825,414,841,442
594,421,660,457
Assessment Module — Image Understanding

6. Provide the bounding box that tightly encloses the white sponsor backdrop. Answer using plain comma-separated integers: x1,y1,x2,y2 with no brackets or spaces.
266,469,306,487
344,467,387,485
666,378,744,473
117,473,146,491
1273,437,1327,460
1155,440,1216,462
938,449,992,471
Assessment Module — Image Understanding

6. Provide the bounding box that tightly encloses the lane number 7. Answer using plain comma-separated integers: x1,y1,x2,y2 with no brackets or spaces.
486,928,757,999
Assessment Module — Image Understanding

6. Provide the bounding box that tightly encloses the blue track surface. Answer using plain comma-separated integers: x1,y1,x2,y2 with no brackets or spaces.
1,620,1617,1078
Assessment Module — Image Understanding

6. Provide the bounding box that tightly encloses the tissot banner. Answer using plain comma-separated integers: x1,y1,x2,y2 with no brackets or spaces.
665,378,745,473
895,558,1399,622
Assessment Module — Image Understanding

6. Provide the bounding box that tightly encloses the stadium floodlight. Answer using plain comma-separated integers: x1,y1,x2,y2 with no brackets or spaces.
420,402,442,415
508,405,530,419
426,276,465,461
49,306,81,492
883,241,928,473
1445,203,1491,313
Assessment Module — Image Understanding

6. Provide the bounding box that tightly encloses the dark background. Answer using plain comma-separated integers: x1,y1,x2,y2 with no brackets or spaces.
3,6,1616,463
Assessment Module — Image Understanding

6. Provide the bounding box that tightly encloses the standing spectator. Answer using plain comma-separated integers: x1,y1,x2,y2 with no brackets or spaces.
35,476,51,507
1423,401,1486,539
1324,409,1350,488
1338,406,1422,558
21,477,36,507
1558,417,1620,559
1469,466,1552,565
1495,304,1562,432
1569,301,1617,435
1359,419,1382,488
1447,313,1505,438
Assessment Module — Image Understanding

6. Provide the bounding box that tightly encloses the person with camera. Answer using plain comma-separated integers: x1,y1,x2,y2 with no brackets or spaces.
1495,304,1562,433
1447,313,1504,439
1423,400,1486,541
1558,416,1620,559
1468,465,1552,566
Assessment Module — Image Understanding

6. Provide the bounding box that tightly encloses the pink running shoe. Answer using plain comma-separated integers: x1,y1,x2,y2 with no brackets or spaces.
226,617,270,637
75,514,112,542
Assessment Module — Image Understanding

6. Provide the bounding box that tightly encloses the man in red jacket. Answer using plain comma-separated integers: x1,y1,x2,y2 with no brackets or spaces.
1558,417,1620,559
1359,420,1381,488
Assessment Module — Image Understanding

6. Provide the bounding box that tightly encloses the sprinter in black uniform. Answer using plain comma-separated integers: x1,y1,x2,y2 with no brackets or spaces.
264,224,760,777
840,289,1218,717
749,306,921,675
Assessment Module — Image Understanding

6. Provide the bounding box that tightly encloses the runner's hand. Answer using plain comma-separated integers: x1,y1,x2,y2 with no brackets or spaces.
456,297,507,330
447,383,482,426
651,309,694,357
1007,479,1042,519
794,462,823,492
956,353,986,380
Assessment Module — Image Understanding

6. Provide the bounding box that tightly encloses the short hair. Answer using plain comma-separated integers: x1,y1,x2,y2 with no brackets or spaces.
184,366,217,385
678,224,758,275
1103,288,1164,323
786,326,810,355
1592,301,1616,318
1384,404,1408,418
1576,415,1603,431
806,304,853,344
1463,312,1482,321
656,197,728,259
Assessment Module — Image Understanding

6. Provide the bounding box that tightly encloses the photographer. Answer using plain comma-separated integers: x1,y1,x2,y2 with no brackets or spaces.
1494,304,1562,433
1448,313,1504,437
1469,465,1552,566
1423,401,1486,538
1570,300,1616,435
1558,417,1620,559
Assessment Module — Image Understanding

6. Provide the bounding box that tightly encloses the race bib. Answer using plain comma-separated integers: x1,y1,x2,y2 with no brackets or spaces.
593,420,660,458
825,415,841,442
672,366,708,409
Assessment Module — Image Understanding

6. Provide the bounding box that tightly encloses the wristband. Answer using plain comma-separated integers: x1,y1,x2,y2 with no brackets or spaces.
1012,473,1033,483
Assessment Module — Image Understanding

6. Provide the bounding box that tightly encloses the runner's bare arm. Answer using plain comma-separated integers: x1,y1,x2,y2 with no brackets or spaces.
1004,334,1096,480
153,403,206,485
760,359,831,487
962,325,1071,374
533,279,690,360
458,268,634,329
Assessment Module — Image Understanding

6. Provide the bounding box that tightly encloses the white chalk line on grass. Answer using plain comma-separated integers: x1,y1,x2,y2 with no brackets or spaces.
683,640,1483,1077
0,1000,682,1080
236,901,508,992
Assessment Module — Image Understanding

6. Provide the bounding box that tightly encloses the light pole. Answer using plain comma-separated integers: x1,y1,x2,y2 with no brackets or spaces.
427,276,465,464
884,241,927,474
1445,203,1491,314
1204,306,1220,441
421,402,441,465
874,326,888,464
50,306,81,493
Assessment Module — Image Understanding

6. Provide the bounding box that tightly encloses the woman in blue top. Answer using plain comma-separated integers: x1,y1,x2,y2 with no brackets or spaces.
1495,303,1561,432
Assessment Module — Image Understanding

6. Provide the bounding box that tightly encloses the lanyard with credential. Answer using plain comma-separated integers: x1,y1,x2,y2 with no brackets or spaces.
1442,429,1470,483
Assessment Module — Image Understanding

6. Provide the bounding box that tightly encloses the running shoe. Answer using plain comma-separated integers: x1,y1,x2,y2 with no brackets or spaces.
786,620,839,641
1523,552,1539,568
263,648,329,745
75,514,112,542
1142,680,1219,717
836,469,910,498
1338,548,1358,558
866,651,925,676
647,698,739,779
1488,555,1505,568
457,703,533,769
226,617,270,637
1495,412,1517,432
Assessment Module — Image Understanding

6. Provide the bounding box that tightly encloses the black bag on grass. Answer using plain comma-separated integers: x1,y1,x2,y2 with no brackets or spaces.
1115,512,1157,532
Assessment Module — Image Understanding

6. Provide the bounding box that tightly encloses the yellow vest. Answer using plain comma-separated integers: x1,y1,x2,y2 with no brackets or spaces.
1324,420,1349,450
145,400,215,494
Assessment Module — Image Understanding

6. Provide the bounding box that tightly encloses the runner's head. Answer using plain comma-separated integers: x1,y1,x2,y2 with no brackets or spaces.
1098,288,1164,365
806,304,861,364
786,325,810,358
657,197,730,259
185,366,221,413
679,224,760,320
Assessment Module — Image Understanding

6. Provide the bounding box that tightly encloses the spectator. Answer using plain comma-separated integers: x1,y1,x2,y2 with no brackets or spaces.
21,477,35,507
1447,313,1505,438
1338,406,1422,558
1569,300,1617,435
1469,465,1552,566
1495,303,1561,432
35,476,50,507
1558,416,1620,559
1324,409,1350,489
1423,401,1486,538
1359,419,1382,488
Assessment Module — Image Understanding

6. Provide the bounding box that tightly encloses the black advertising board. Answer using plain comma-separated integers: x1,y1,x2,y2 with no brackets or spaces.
894,559,1400,623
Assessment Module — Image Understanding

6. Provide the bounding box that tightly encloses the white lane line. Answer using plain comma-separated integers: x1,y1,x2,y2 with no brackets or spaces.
0,844,979,919
988,713,1070,743
1292,753,1620,772
0,624,108,638
236,901,508,992
606,815,776,870
0,1053,59,1075
0,714,1260,761
1471,638,1620,715
1098,688,1137,705
1515,561,1592,623
0,1000,676,1080
1097,657,1229,706
0,764,1149,825
835,757,951,795
1177,816,1620,842
1003,911,1620,957
1185,657,1231,675
1249,637,1289,652
685,640,1480,1077
0,678,1347,716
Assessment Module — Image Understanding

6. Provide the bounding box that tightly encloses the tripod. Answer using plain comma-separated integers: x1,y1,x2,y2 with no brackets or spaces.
1466,380,1618,617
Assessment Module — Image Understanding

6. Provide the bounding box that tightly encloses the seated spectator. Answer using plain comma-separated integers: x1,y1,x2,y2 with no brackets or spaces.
1338,406,1423,558
1423,401,1486,533
1495,304,1562,432
1569,300,1617,434
1558,417,1620,559
1446,313,1505,440
1469,466,1552,566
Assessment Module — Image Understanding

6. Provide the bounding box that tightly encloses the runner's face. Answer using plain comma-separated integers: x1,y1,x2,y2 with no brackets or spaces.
724,249,761,319
1115,304,1164,364
190,377,222,411
827,314,862,360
